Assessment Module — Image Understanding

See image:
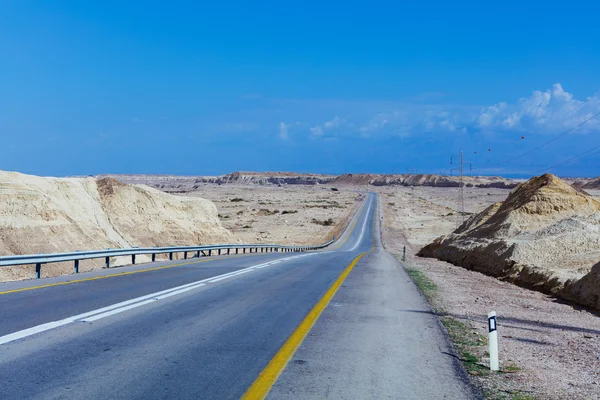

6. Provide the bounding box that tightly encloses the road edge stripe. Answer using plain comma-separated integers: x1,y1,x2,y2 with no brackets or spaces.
241,251,367,400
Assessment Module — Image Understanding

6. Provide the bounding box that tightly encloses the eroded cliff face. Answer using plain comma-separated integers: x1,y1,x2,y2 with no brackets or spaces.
99,172,520,191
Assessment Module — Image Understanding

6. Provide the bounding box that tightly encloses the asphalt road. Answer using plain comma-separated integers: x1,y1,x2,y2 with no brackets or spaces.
0,193,479,399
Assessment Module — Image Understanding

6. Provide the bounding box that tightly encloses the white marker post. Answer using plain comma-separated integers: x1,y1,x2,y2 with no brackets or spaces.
488,311,499,371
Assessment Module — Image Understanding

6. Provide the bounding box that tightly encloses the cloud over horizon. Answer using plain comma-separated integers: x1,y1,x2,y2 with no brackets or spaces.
292,83,600,140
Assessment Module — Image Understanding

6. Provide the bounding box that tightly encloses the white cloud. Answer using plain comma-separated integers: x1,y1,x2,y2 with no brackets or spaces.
230,84,600,141
309,116,347,137
278,122,289,140
341,84,600,138
310,126,324,136
324,116,343,129
476,83,600,134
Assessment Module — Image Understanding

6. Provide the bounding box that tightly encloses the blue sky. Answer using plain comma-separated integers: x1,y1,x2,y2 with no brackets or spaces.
1,1,600,178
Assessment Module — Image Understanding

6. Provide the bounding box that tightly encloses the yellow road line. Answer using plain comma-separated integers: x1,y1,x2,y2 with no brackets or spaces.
241,251,368,400
243,194,379,399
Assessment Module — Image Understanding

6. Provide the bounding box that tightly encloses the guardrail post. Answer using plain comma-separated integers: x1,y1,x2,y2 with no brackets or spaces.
36,263,42,279
184,251,188,260
236,248,239,254
105,256,110,268
208,249,212,256
132,254,136,265
74,259,79,274
218,249,221,256
168,252,172,260
152,253,156,262
227,248,230,255
243,248,246,254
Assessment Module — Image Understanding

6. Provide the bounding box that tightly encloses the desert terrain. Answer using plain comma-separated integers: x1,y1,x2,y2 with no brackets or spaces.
0,171,360,281
378,182,600,399
182,184,362,246
0,171,237,281
3,169,600,398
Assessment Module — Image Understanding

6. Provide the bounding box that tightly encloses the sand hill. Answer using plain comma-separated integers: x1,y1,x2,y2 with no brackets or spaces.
418,174,600,309
0,171,236,281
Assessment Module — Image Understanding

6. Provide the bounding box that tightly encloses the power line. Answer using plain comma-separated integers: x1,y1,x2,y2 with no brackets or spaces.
496,109,600,166
536,144,600,174
471,107,600,173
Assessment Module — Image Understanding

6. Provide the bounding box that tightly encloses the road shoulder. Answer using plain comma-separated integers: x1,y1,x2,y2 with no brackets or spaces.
268,248,479,399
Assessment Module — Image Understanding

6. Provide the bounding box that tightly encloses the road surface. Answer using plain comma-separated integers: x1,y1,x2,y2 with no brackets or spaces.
0,193,479,399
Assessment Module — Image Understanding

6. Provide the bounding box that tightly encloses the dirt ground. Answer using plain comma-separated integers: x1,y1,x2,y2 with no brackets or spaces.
183,184,362,246
377,186,600,400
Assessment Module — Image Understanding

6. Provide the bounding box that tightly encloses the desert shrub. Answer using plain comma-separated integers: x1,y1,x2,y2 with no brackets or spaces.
257,209,279,216
312,218,335,226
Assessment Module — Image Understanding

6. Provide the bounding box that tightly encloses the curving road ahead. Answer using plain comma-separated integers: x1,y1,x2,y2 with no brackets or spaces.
0,193,479,399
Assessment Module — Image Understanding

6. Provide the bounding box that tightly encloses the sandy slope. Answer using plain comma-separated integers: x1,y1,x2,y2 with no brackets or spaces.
418,174,600,303
0,171,235,281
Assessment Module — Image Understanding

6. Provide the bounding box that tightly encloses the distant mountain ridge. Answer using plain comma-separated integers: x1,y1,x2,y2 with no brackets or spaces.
98,171,522,191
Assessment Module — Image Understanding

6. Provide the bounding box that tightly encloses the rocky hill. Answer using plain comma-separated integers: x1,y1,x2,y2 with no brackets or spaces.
418,174,600,309
0,171,236,281
99,172,337,192
100,171,520,192
580,177,600,190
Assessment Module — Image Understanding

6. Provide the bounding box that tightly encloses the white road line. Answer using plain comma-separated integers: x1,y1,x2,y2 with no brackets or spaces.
348,196,372,252
81,299,158,322
0,254,310,346
81,282,210,322
208,269,253,283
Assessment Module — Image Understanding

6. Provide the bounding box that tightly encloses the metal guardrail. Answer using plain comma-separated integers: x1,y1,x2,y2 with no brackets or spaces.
0,240,335,279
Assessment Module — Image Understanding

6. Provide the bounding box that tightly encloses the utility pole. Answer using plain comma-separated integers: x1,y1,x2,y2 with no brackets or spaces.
451,151,465,228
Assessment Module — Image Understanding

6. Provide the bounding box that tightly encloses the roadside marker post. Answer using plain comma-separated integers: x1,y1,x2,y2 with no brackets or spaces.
488,311,499,371
403,246,406,262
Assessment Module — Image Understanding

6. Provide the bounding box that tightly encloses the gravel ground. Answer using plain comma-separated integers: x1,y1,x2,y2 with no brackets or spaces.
184,184,361,246
378,186,600,400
